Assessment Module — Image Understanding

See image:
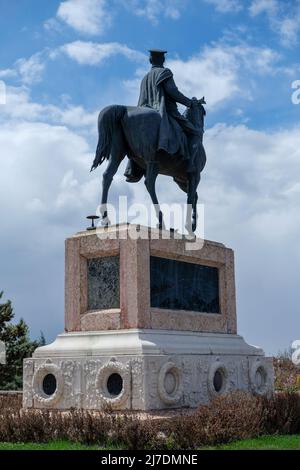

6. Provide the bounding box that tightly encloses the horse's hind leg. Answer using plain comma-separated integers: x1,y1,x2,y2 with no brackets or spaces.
100,145,125,226
144,162,164,229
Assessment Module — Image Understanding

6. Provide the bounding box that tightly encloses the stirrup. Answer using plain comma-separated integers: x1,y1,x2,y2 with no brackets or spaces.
125,175,142,183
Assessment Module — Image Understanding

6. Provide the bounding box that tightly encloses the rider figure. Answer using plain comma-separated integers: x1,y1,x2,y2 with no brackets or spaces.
125,49,201,182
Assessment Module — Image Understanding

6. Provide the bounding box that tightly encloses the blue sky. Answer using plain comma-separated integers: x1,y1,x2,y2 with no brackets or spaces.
0,0,300,355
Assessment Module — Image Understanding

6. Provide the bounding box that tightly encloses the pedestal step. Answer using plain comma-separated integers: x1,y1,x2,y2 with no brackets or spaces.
23,329,274,411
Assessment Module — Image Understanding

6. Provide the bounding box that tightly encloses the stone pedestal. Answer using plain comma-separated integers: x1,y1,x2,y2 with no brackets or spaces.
23,225,274,410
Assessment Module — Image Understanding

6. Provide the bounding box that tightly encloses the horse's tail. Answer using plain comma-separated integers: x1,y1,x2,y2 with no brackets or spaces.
91,105,126,171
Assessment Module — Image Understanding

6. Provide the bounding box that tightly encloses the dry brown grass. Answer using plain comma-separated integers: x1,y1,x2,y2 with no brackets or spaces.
0,391,299,449
0,392,22,410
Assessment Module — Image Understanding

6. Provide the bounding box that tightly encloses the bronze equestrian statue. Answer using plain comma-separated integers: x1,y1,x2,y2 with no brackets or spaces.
91,49,206,232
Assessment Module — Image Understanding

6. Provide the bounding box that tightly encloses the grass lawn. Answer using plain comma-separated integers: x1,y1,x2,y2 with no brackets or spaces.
0,441,104,450
0,435,300,450
204,435,300,450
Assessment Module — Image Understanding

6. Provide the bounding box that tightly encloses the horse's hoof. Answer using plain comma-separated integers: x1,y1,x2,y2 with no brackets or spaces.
101,218,110,227
185,222,196,235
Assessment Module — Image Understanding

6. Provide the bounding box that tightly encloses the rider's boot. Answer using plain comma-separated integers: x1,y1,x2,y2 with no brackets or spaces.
124,160,143,183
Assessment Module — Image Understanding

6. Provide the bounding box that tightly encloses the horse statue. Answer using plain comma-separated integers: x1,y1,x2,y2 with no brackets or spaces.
91,97,207,232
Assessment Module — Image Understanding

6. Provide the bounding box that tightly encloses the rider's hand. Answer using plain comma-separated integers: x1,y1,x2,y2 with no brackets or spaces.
189,97,198,107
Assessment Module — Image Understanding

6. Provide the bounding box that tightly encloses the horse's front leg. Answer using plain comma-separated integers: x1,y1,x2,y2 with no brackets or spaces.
185,174,200,233
192,192,198,233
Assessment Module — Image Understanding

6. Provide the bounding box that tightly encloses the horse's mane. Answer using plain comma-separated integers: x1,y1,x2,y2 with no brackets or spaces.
184,102,206,130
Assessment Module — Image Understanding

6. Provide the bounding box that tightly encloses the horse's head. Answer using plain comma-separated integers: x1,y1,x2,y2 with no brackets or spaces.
185,96,206,132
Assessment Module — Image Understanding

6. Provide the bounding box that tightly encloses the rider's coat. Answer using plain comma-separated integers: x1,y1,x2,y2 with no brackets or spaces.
138,65,200,157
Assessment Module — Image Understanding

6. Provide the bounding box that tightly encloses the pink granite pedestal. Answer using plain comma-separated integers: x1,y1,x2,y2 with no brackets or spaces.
23,225,274,411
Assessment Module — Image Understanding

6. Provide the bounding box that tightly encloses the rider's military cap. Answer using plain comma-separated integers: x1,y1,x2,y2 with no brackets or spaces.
149,49,167,56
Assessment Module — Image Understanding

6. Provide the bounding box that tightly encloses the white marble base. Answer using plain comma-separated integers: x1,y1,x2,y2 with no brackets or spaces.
23,329,274,410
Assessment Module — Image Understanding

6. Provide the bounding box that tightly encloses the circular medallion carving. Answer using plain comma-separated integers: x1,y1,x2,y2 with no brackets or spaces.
158,362,183,405
32,363,64,406
95,361,130,407
250,360,269,395
208,360,229,397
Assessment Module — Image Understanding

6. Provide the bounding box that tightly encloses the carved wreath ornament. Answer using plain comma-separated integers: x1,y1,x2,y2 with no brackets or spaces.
250,358,269,396
207,358,229,397
158,361,183,405
32,362,64,407
95,361,130,408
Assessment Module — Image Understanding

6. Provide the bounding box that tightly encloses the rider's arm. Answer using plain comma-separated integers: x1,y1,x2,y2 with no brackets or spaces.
163,77,192,107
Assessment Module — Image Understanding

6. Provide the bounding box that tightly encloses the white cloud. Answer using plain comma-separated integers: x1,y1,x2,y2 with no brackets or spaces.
205,0,243,13
0,86,49,121
0,86,98,133
57,0,111,35
44,17,64,33
204,123,300,209
0,52,47,86
168,48,238,108
279,17,300,47
15,53,46,85
0,122,91,215
228,43,280,74
249,0,278,16
0,81,6,105
0,68,17,79
60,40,145,65
201,123,300,353
249,0,300,47
0,119,98,340
124,43,280,110
2,40,145,89
58,105,98,129
122,0,185,23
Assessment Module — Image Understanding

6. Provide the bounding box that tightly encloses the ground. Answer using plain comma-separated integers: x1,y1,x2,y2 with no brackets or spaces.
0,441,102,450
204,435,300,450
0,435,300,450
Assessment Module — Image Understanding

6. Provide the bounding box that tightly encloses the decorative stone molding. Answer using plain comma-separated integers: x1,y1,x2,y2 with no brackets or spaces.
208,359,229,397
32,362,64,407
95,360,131,408
158,361,183,405
250,358,270,396
24,330,274,410
23,359,34,408
131,358,144,407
